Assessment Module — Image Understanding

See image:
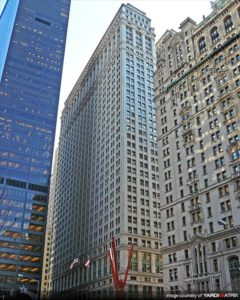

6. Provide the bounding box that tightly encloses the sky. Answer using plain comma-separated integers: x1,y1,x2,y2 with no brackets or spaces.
55,0,212,149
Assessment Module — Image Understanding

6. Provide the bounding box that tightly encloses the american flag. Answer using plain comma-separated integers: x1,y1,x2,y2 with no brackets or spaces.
109,247,116,276
84,256,90,268
70,258,79,270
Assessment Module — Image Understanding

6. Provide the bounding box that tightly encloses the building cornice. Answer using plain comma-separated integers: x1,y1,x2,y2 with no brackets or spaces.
193,0,238,38
165,30,240,92
161,226,240,254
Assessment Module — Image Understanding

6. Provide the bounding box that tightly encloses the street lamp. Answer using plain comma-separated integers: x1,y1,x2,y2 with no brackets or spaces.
18,273,40,300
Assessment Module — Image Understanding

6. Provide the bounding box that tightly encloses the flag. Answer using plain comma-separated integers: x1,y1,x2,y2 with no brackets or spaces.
109,247,114,265
70,257,79,270
84,256,90,268
109,247,117,285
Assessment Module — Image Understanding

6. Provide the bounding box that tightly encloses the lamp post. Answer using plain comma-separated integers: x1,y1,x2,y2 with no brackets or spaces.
18,273,40,300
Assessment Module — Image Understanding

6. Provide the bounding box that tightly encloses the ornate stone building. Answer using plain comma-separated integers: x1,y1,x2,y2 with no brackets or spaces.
154,0,240,293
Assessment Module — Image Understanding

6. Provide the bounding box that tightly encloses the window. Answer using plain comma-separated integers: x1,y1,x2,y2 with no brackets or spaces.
211,27,219,43
215,279,220,290
209,118,219,129
199,37,206,53
215,156,224,168
213,259,218,272
211,131,220,142
220,199,231,212
208,207,212,218
181,203,185,212
225,237,237,249
232,149,240,160
169,268,178,281
182,216,186,226
186,265,190,277
183,231,187,241
209,222,214,233
194,243,207,274
219,75,228,86
218,185,229,197
217,170,227,182
215,54,224,65
213,143,223,156
224,15,234,33
206,192,210,203
229,256,240,270
211,242,216,252
35,17,51,26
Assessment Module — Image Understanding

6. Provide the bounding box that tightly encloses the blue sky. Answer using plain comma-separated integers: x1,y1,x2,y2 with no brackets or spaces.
55,0,212,147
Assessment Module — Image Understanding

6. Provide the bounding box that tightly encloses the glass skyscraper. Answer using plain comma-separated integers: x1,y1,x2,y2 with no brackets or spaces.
0,0,70,295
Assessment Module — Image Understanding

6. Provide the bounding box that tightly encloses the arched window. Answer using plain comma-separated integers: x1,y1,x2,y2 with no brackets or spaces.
211,27,219,43
198,37,206,54
229,256,240,270
194,243,208,275
228,256,240,291
224,15,234,33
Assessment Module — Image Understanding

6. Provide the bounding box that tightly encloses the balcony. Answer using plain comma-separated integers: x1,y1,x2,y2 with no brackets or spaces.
192,273,209,279
221,101,234,113
182,127,194,136
191,218,203,226
186,176,199,185
232,172,240,179
227,141,240,154
223,114,238,125
227,129,240,141
183,137,196,148
230,157,240,165
189,203,201,212
189,190,199,196
179,104,191,116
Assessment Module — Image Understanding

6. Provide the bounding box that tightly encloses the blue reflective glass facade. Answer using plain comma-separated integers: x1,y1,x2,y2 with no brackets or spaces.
0,0,70,295
0,0,20,82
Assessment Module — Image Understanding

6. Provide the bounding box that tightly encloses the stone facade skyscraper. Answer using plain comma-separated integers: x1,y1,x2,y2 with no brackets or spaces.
51,3,162,297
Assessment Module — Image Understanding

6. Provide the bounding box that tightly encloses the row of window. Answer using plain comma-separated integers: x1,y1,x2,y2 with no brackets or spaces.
198,13,239,53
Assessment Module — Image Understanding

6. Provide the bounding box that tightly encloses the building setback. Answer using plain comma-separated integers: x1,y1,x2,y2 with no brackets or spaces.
51,3,163,297
0,0,70,296
154,0,240,293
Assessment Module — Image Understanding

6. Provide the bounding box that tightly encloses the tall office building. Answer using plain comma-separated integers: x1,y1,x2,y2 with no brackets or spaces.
41,148,59,297
51,3,162,297
154,0,240,293
0,0,70,295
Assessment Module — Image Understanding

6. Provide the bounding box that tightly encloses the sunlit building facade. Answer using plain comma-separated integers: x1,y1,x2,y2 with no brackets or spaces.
51,3,163,297
41,149,59,297
0,0,70,295
154,0,240,293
